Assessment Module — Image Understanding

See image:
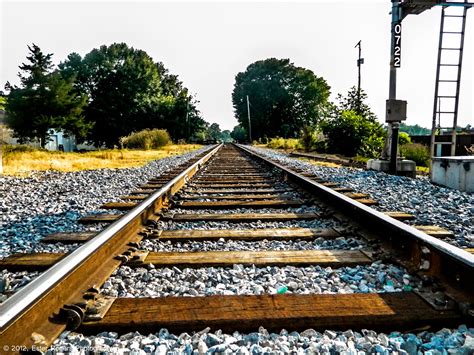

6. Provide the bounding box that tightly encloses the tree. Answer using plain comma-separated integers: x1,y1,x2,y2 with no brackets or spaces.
232,58,330,140
336,86,377,122
59,43,207,146
230,125,247,142
207,123,221,141
220,130,232,142
5,44,90,147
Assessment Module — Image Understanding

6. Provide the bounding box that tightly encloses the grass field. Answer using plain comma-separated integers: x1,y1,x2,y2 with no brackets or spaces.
2,144,201,176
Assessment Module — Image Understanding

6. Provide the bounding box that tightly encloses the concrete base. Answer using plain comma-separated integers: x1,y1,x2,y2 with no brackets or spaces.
431,156,473,192
367,159,416,178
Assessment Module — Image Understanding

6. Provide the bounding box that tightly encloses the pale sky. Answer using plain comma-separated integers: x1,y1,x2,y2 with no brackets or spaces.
1,0,472,131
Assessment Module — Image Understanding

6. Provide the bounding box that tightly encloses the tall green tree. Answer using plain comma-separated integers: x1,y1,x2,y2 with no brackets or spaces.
230,125,247,142
232,58,330,140
220,130,232,142
335,86,377,122
207,123,221,141
5,44,90,146
59,43,206,146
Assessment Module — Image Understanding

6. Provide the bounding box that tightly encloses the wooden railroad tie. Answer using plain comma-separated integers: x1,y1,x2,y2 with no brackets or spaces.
42,232,97,244
0,250,370,271
188,189,294,194
176,194,287,200
343,192,369,199
355,198,379,206
156,227,341,241
120,195,148,201
101,202,138,210
175,199,305,209
202,173,268,177
333,187,354,193
140,250,371,267
414,225,454,238
162,212,320,222
190,183,274,188
192,180,271,185
79,214,122,224
79,293,461,334
383,212,415,221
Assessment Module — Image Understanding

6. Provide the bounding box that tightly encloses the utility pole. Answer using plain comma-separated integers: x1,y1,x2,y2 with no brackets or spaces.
355,40,364,115
246,95,252,142
185,97,190,142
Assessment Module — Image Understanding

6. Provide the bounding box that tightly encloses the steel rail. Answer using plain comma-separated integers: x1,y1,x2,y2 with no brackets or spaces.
236,144,473,294
0,144,222,347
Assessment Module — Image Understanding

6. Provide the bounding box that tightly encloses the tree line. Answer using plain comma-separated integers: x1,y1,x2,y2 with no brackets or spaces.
4,43,209,148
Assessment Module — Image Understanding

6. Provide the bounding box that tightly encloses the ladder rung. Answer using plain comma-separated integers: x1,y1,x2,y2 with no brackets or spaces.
439,64,461,66
443,15,464,18
437,95,457,98
436,111,456,114
442,31,463,34
441,48,461,50
434,142,454,145
438,80,458,82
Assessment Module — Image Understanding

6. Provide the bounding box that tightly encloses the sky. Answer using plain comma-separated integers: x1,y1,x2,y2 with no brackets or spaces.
0,0,472,131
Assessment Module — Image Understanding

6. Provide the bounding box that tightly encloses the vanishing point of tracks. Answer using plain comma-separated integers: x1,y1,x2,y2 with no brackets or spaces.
0,144,472,352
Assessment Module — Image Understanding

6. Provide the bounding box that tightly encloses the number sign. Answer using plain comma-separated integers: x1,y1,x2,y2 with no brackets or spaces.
393,22,402,68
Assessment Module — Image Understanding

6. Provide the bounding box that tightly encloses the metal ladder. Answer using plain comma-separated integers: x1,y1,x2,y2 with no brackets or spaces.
431,1,470,157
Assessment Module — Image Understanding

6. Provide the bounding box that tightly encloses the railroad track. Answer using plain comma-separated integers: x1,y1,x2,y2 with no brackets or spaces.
0,144,472,352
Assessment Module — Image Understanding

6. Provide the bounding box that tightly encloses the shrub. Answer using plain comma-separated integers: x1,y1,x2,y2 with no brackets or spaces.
120,129,171,150
300,126,327,152
267,137,302,150
401,143,430,167
320,110,385,158
398,132,411,145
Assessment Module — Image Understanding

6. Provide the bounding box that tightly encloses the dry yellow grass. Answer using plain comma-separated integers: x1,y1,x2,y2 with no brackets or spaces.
3,144,202,176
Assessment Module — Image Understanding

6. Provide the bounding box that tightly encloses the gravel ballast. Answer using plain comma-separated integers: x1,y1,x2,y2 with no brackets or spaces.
48,325,474,354
247,146,474,248
0,146,211,258
101,261,418,298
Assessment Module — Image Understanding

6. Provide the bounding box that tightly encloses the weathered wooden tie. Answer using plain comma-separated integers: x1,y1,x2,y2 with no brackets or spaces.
193,179,271,184
120,195,148,201
163,212,320,222
355,199,379,206
156,227,341,241
175,199,305,209
0,253,65,271
343,192,370,199
140,250,370,267
321,182,339,188
333,187,354,193
101,202,138,210
383,212,415,221
79,214,122,224
79,293,461,334
177,194,287,200
42,232,97,244
188,189,294,194
414,225,454,238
